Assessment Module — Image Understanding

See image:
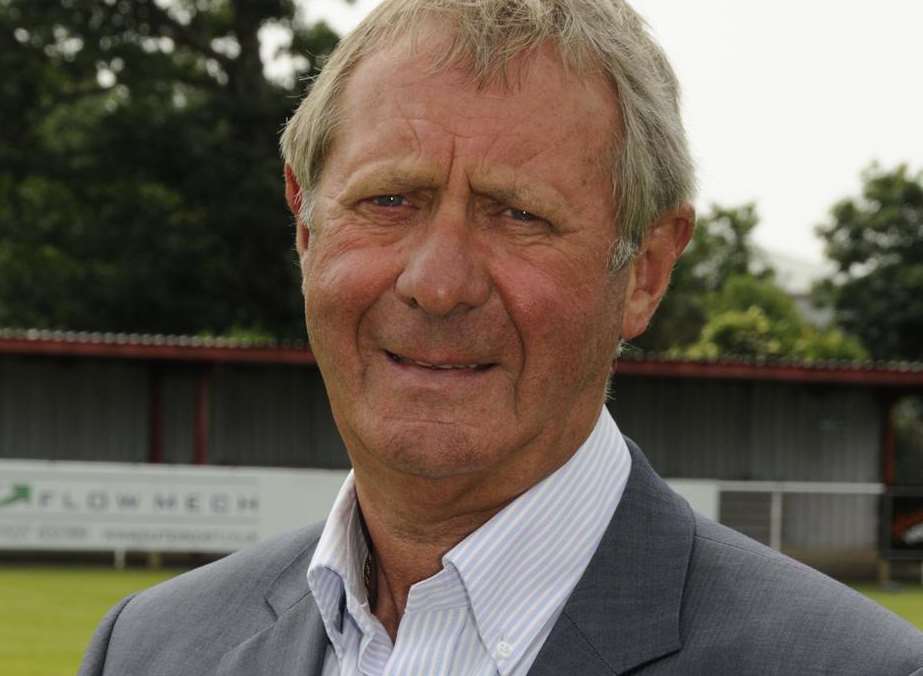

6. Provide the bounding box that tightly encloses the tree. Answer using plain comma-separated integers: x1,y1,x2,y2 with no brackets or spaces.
635,202,867,361
636,202,771,351
683,275,867,361
0,0,340,337
814,164,923,361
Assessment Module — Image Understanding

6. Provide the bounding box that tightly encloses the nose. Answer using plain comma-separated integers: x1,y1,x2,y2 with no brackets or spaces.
395,212,491,317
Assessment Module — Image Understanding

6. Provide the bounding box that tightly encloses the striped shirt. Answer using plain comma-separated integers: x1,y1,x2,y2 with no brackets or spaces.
307,407,631,676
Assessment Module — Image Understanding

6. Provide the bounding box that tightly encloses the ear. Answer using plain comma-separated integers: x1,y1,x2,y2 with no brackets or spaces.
284,164,310,253
620,203,694,340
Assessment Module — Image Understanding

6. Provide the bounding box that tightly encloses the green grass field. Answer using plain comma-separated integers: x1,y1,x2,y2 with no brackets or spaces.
853,584,923,628
1,568,921,676
0,566,178,676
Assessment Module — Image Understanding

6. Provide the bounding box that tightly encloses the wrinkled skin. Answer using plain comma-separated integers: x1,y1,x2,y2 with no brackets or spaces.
285,36,692,513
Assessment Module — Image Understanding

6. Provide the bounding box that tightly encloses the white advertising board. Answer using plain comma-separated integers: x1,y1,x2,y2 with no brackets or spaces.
0,460,719,554
666,479,720,521
0,460,348,554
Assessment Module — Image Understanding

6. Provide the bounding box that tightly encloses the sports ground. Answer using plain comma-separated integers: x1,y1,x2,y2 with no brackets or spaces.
1,567,921,676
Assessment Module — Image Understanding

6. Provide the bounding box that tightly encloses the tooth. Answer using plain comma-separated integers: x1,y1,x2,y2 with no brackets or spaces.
402,357,483,370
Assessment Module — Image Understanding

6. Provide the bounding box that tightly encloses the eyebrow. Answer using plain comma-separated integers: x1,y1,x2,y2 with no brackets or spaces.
338,160,569,221
469,171,567,220
340,163,443,198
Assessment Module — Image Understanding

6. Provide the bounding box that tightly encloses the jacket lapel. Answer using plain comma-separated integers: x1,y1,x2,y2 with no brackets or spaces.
218,534,329,676
530,440,696,675
216,594,327,676
216,440,693,676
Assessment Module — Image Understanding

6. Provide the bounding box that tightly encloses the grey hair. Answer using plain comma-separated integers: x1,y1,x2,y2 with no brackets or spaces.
280,0,695,270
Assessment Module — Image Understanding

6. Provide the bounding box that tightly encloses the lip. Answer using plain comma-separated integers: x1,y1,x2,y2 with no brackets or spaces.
384,350,495,373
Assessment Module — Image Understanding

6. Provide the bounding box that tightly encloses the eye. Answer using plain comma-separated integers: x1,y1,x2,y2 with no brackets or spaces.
371,195,407,207
507,208,539,222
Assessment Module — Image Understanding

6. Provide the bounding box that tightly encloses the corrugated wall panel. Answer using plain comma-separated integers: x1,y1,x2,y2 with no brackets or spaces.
160,366,198,464
719,492,772,546
1,354,883,483
0,355,148,462
719,490,877,560
782,494,877,549
611,377,752,479
610,376,880,482
749,385,880,482
208,364,348,468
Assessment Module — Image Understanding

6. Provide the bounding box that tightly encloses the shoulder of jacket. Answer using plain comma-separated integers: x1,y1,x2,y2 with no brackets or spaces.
131,521,324,606
98,522,325,672
681,513,923,672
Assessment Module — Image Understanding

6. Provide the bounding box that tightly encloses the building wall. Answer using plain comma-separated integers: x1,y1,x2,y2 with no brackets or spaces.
0,355,149,462
609,376,882,482
0,355,348,469
207,363,347,468
159,365,197,464
2,355,884,482
0,353,890,569
2,355,884,480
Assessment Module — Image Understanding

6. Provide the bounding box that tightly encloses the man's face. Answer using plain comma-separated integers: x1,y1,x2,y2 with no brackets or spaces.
299,37,634,486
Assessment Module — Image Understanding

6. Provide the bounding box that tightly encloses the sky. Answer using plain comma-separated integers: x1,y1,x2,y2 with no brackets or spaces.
297,0,923,273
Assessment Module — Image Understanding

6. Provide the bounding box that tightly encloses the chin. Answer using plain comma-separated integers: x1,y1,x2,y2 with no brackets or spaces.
373,421,502,480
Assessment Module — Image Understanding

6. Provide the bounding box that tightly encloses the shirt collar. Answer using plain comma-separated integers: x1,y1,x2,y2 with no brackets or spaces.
444,407,630,671
307,473,372,642
307,407,631,672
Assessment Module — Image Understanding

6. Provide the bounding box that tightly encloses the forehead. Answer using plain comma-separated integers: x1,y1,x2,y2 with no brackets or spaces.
325,35,621,194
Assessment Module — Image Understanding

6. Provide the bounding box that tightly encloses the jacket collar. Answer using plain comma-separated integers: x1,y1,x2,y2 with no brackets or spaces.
529,439,695,675
217,438,694,676
217,532,329,676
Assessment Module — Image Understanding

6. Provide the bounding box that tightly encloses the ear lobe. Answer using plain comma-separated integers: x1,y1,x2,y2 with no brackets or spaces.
284,164,310,252
620,204,695,340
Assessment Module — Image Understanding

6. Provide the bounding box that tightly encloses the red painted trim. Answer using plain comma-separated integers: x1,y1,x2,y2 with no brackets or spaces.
194,370,210,465
149,370,163,464
614,359,923,387
882,395,897,485
0,337,316,365
3,335,923,386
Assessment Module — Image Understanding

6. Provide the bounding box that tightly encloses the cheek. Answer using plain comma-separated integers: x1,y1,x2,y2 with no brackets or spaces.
497,262,623,383
302,242,398,345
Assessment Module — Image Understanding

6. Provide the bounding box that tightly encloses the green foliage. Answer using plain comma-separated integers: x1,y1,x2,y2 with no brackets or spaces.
683,306,781,360
683,274,800,359
0,0,341,337
638,202,868,362
657,164,922,363
815,164,923,361
711,274,801,326
680,274,867,362
684,309,869,362
793,327,868,362
638,203,775,352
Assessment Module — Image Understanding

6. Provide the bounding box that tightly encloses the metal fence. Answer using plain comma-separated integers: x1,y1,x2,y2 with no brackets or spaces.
716,480,885,578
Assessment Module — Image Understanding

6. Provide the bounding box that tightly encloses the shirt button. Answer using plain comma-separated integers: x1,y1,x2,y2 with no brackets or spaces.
495,640,513,659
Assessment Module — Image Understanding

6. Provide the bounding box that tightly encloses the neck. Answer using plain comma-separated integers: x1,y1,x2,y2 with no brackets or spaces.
355,474,511,640
348,403,604,639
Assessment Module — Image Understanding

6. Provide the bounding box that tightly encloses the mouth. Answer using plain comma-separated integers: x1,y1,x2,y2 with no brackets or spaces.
385,350,495,372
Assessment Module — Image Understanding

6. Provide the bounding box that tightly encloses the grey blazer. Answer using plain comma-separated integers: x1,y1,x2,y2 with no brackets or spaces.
80,442,923,675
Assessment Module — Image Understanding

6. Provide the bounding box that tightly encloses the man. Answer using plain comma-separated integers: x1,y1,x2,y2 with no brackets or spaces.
81,1,923,674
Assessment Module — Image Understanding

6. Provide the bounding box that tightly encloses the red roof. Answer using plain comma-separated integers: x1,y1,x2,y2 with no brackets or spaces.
0,328,315,365
3,328,923,387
